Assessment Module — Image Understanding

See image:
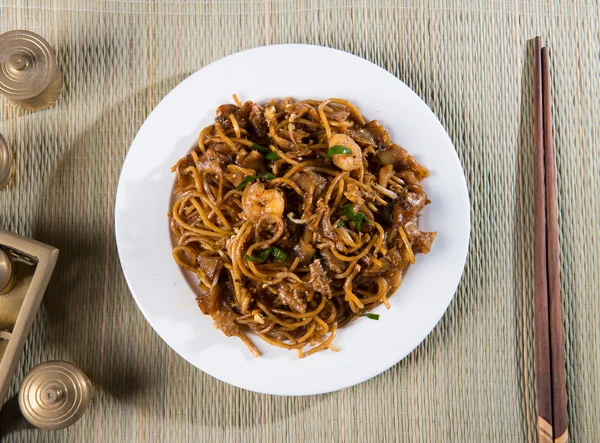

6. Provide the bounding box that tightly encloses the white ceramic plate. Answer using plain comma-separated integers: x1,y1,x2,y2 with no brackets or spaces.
115,45,470,396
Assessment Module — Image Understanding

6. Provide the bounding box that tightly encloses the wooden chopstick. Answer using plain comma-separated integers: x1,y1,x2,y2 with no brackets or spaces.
542,46,569,443
533,36,554,443
533,37,569,443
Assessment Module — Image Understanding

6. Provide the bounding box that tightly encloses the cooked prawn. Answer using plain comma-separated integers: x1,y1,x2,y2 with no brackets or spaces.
242,182,285,220
329,134,362,171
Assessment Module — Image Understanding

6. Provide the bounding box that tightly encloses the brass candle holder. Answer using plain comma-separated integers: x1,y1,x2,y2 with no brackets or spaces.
0,133,13,191
0,229,58,411
0,249,16,295
0,30,62,111
19,361,93,430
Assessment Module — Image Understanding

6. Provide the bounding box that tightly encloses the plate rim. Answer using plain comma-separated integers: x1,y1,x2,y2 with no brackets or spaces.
115,43,471,396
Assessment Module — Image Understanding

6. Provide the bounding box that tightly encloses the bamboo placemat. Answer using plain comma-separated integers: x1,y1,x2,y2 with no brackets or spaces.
0,1,598,441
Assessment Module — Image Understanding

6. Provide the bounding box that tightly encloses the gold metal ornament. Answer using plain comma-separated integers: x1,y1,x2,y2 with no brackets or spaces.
18,361,93,430
0,30,62,111
0,248,15,295
0,133,13,190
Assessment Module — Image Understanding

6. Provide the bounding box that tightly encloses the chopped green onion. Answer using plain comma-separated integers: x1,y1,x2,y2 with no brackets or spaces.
341,204,356,220
354,214,368,231
265,151,280,161
251,143,270,154
362,313,380,320
326,145,352,163
244,248,273,263
244,247,286,263
260,172,276,180
271,247,287,262
237,175,258,190
335,220,346,228
341,204,370,231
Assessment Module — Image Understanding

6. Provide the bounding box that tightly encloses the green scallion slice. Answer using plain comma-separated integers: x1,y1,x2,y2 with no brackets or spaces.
244,247,286,263
260,172,276,180
341,204,355,220
244,248,273,263
265,151,280,161
326,145,352,163
237,175,258,190
362,313,380,320
251,143,270,154
341,204,370,231
271,247,287,262
354,213,368,231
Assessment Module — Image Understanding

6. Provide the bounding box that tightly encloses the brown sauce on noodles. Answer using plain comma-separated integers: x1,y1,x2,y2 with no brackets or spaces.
170,95,436,357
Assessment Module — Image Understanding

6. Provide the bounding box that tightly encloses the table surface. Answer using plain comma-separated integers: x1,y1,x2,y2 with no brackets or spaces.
0,1,598,442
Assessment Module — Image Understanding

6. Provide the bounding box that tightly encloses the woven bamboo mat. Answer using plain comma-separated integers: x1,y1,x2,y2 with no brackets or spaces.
0,1,598,441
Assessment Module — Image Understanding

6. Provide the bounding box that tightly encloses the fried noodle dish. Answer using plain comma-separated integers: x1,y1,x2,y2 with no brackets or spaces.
170,95,436,358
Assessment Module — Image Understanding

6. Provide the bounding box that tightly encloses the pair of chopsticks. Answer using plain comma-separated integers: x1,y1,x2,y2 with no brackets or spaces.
533,37,568,443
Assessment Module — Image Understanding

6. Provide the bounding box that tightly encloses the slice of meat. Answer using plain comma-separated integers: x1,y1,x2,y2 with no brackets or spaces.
274,98,292,112
343,181,364,206
280,128,310,144
292,170,328,197
376,144,404,167
377,144,429,181
215,104,239,129
383,247,406,269
320,212,336,240
285,102,312,119
403,219,421,240
364,120,391,148
215,101,253,130
308,260,332,298
212,143,236,164
385,191,430,227
224,164,256,187
196,283,240,337
324,106,350,121
236,101,253,125
347,128,377,146
275,283,307,313
397,171,418,185
196,256,223,281
412,231,436,254
277,219,303,251
404,219,436,254
293,239,316,266
249,103,268,137
224,171,243,187
194,148,223,176
196,291,211,315
239,150,265,171
319,247,344,274
272,135,295,151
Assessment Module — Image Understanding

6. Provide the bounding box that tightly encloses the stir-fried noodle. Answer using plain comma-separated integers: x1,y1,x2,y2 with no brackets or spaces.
170,96,436,357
